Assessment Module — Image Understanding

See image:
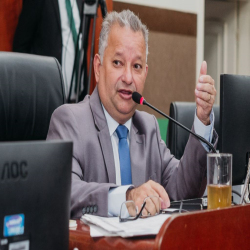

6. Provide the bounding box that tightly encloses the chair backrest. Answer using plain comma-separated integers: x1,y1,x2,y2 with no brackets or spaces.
167,102,220,159
0,52,65,141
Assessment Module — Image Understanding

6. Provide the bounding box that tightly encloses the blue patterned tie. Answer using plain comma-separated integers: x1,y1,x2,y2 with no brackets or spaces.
116,125,132,185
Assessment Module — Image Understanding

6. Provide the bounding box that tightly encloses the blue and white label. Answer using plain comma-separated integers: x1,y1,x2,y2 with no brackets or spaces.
3,214,24,237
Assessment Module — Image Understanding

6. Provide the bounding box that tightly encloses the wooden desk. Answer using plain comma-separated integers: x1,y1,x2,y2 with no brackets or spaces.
69,204,250,249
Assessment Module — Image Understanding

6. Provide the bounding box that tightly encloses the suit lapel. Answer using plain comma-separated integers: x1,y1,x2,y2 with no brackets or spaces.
89,88,116,184
130,114,146,186
52,0,61,29
98,130,116,183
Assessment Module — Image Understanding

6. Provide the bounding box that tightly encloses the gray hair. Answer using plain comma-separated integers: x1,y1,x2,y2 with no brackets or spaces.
98,10,149,63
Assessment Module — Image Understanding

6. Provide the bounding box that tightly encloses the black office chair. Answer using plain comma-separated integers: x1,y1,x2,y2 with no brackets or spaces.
0,52,65,141
167,102,220,159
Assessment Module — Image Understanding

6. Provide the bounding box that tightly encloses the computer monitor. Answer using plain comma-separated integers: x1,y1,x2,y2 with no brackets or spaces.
220,74,250,185
0,141,72,250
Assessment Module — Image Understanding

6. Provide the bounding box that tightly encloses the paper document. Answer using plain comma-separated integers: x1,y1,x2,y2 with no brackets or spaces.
81,213,171,238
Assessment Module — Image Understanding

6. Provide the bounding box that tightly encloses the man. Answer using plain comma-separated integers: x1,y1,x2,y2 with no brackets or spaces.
13,0,81,98
47,10,217,218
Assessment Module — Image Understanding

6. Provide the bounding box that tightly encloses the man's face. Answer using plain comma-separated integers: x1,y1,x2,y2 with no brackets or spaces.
94,24,148,124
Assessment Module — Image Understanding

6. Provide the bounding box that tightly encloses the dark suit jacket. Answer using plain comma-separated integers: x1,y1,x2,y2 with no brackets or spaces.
13,0,82,64
47,87,218,218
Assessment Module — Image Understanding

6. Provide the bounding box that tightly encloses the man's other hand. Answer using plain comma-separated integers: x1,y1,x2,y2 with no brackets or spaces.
126,180,170,216
195,61,217,125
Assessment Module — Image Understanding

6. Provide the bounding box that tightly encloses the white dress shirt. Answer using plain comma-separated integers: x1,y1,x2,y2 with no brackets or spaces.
103,106,214,217
58,0,80,98
194,109,214,151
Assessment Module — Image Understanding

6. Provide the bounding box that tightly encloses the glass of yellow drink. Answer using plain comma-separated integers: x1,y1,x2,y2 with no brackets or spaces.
207,153,232,210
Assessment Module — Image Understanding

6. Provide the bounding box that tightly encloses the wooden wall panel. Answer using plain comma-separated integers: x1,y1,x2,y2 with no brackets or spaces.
141,32,196,117
89,0,113,94
0,0,22,51
113,2,197,117
114,2,196,36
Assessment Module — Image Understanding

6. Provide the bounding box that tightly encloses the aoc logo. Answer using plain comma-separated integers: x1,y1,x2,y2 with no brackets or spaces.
1,161,28,181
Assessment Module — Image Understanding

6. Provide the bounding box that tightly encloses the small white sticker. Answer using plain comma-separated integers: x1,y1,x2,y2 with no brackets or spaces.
0,238,8,245
203,197,208,206
9,240,29,250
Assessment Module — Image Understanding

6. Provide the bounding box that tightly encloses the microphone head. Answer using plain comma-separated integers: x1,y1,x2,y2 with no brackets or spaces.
132,92,145,105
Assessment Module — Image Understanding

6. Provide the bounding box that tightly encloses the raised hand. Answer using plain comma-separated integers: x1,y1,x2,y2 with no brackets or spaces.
195,61,217,125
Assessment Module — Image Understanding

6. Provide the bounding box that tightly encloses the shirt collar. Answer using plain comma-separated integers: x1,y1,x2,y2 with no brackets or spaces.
102,104,132,136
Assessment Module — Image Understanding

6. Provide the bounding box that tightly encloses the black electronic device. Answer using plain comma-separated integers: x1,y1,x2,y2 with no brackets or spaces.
170,198,207,211
0,141,72,250
220,74,250,185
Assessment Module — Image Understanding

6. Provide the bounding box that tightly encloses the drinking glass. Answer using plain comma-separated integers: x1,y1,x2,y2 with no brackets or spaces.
207,153,232,209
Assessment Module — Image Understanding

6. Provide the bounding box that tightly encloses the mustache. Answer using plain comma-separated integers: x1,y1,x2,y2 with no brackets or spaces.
116,83,136,93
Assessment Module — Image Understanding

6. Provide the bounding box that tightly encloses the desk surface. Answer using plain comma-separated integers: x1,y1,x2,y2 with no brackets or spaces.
69,204,250,250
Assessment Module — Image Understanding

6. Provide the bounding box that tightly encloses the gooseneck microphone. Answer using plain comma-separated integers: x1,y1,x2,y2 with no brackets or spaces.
132,92,217,153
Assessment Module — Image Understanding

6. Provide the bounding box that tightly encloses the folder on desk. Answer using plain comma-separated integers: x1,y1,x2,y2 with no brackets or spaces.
81,213,172,238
